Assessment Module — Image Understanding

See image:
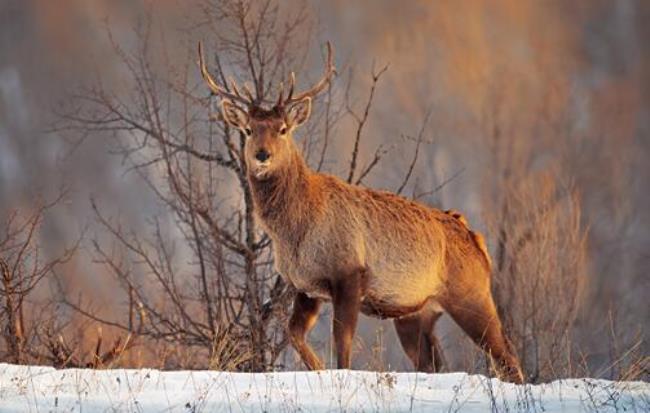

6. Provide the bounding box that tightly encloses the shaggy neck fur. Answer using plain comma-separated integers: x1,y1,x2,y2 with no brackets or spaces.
248,143,317,241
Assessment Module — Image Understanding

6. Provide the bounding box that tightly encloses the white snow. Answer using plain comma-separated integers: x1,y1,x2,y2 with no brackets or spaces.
0,363,647,412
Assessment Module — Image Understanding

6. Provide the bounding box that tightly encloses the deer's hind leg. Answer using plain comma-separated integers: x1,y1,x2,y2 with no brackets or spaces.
394,306,446,372
442,288,524,383
289,292,323,370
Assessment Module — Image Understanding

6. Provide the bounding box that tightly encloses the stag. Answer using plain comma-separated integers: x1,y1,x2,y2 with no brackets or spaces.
198,42,524,383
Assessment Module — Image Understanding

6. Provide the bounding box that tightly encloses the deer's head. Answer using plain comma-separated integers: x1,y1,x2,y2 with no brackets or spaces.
198,42,335,180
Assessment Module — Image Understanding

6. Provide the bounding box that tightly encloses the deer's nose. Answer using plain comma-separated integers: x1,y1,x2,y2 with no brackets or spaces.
255,149,271,162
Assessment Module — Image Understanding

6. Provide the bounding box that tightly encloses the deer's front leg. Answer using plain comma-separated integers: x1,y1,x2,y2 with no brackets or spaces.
331,268,364,369
289,292,323,370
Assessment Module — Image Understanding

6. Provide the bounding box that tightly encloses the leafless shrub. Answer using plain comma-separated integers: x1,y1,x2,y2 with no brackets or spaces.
39,326,136,369
491,173,586,381
48,0,312,371
0,195,77,364
471,82,589,382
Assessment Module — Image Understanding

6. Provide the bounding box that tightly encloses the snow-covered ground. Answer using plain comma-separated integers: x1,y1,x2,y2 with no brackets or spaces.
0,363,647,412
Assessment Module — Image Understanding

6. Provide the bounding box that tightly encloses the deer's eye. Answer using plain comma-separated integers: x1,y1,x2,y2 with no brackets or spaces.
279,126,287,135
244,127,252,136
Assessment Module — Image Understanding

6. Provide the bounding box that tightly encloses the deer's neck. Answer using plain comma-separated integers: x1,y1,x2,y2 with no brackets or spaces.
248,148,317,240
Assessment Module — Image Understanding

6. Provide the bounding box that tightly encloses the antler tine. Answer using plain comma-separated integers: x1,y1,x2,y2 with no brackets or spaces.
276,81,284,107
274,73,294,108
284,41,335,106
242,82,255,102
197,41,251,106
286,72,295,102
229,77,243,98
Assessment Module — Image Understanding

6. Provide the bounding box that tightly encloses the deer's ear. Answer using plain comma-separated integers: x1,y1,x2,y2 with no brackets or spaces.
221,100,249,129
287,97,312,129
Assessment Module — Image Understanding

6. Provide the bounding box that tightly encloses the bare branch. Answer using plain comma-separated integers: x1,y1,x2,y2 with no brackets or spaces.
346,64,388,183
396,110,431,195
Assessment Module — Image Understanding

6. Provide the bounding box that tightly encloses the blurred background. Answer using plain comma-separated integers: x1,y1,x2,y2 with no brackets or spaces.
0,0,647,381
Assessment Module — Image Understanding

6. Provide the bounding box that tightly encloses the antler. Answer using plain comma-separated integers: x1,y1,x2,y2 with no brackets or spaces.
277,42,336,107
198,41,253,106
199,41,335,109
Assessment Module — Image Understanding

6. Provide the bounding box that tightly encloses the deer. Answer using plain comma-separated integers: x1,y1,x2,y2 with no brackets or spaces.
198,42,524,383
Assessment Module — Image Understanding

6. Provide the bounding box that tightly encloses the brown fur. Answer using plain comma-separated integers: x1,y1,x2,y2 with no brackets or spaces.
445,209,492,269
221,103,524,383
